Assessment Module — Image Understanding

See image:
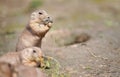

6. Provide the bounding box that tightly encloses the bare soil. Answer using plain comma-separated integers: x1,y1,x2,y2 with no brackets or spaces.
42,26,120,77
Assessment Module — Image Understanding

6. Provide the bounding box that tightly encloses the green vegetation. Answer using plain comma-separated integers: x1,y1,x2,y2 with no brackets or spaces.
40,56,70,77
27,0,43,12
84,66,92,70
91,0,105,3
0,24,24,35
104,20,114,27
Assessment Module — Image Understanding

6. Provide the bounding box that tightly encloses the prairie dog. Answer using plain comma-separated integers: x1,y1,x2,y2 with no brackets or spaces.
0,62,14,77
16,10,53,51
14,65,46,77
0,62,46,77
0,47,44,67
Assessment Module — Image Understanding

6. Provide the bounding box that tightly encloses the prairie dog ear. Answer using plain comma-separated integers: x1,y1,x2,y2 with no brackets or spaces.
30,12,37,20
20,48,32,60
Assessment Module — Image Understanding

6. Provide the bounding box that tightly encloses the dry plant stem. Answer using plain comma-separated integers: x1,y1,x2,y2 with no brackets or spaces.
86,47,108,60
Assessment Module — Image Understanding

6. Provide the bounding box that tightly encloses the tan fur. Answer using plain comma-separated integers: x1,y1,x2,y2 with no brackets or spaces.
0,62,14,77
0,62,46,77
0,47,43,67
16,10,53,51
14,65,46,77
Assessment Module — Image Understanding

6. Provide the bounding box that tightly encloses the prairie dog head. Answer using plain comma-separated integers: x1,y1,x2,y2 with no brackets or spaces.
20,47,44,64
30,10,53,26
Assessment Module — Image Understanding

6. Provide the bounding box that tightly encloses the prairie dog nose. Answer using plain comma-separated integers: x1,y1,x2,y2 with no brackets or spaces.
47,17,50,19
47,17,53,23
43,16,53,24
44,17,52,22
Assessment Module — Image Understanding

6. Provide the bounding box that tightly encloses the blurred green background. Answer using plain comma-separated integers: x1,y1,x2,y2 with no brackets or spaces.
0,0,120,53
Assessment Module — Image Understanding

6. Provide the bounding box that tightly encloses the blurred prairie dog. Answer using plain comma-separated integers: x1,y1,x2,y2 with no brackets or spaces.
0,62,14,77
16,10,53,51
0,47,44,67
0,62,46,77
14,65,46,77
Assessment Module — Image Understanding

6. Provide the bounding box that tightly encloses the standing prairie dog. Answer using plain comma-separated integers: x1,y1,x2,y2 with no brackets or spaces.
16,10,53,51
0,47,44,67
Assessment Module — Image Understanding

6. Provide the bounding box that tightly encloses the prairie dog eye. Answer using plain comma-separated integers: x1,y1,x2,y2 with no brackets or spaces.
33,50,36,53
39,12,42,15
